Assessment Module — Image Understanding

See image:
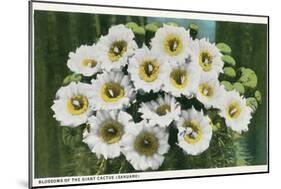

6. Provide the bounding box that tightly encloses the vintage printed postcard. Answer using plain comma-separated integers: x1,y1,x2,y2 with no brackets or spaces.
29,1,269,188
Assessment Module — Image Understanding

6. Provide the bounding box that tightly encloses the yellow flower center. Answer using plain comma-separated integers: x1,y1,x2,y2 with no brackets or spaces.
163,34,183,56
108,40,128,62
156,104,171,116
170,68,188,89
199,51,213,71
183,120,203,144
100,82,125,103
82,58,97,68
199,83,214,98
99,120,124,144
139,59,160,82
134,132,159,156
227,101,241,119
66,95,89,115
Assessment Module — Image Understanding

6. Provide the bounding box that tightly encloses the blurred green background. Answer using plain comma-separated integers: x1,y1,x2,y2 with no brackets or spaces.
34,10,268,178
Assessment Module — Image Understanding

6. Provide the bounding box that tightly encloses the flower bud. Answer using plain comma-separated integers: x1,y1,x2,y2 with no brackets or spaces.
223,67,236,78
222,55,236,66
255,90,262,104
233,82,245,94
221,81,233,91
188,23,199,39
246,97,258,111
238,68,257,89
216,42,232,54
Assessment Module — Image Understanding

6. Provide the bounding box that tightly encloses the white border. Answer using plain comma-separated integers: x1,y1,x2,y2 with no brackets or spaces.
30,1,268,188
33,2,268,24
32,165,268,187
30,1,34,188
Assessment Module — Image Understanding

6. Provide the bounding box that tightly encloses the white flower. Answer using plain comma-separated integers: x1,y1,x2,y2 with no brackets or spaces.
191,38,224,78
177,107,212,155
218,91,252,133
83,110,134,159
128,45,166,93
97,24,137,71
67,45,102,77
139,94,181,127
51,82,94,127
196,72,226,108
163,62,200,97
151,24,192,63
121,121,170,171
91,71,135,110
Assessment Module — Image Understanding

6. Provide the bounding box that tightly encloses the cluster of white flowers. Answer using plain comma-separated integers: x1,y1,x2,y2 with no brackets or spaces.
52,24,253,171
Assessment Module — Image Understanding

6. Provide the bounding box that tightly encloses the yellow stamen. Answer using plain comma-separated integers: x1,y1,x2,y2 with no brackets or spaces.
227,101,241,119
199,51,213,71
199,83,214,98
67,95,89,115
100,82,125,103
170,68,188,89
183,120,203,144
139,59,160,82
134,132,159,156
82,58,97,68
156,104,171,116
163,34,183,56
108,40,128,62
99,121,124,144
